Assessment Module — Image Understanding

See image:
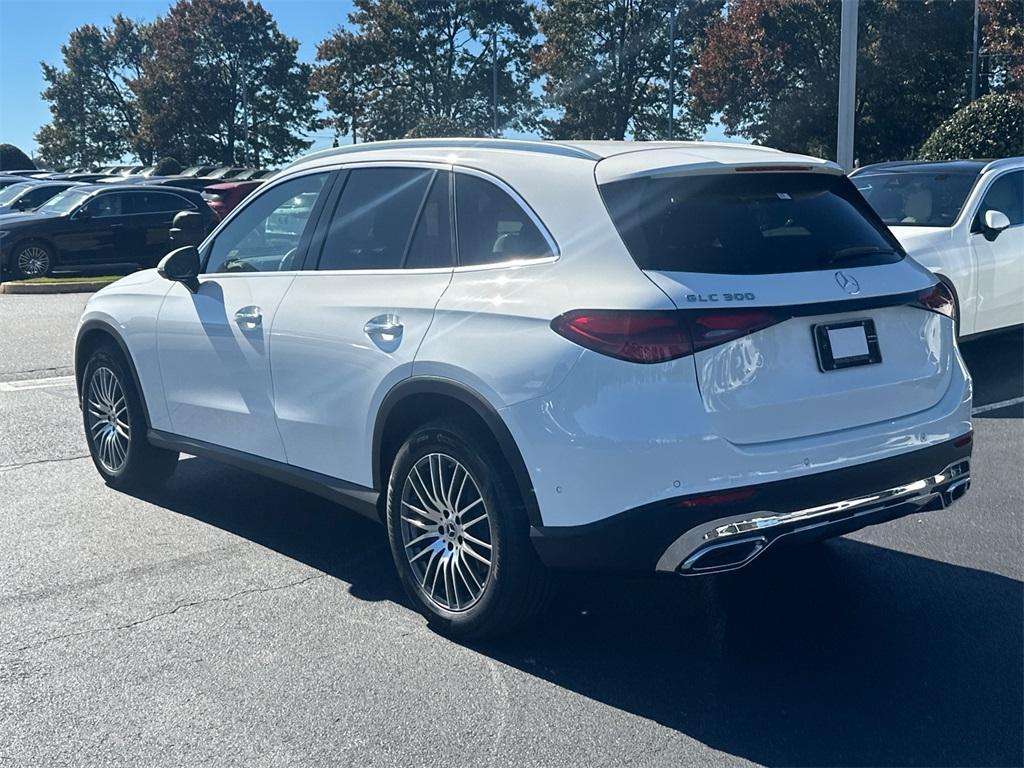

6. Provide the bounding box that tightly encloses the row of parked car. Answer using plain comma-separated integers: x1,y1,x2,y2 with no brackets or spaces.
0,165,272,279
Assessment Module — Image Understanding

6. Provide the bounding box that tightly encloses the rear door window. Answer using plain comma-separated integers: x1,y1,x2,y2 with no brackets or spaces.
317,167,433,271
454,173,555,266
600,172,903,274
130,191,194,214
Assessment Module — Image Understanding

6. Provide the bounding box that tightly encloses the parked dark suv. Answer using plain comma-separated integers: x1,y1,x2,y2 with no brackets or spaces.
0,184,216,279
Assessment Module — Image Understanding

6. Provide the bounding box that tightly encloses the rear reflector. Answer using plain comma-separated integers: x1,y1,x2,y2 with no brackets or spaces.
550,309,785,363
914,282,957,322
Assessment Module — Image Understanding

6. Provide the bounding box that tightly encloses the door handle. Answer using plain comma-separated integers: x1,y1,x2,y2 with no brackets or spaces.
234,305,263,330
364,314,403,340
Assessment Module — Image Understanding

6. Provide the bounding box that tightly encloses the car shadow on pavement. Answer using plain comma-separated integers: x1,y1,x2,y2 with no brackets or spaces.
131,456,1023,768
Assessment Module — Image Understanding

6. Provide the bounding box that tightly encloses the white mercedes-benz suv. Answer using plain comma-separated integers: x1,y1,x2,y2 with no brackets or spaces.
76,139,973,638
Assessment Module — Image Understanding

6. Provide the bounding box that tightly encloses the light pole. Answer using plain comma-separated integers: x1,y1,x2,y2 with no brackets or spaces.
667,9,676,139
970,0,980,102
492,24,499,137
836,0,859,171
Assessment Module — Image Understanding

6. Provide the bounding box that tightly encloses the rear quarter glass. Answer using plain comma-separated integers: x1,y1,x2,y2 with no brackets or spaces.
599,172,904,275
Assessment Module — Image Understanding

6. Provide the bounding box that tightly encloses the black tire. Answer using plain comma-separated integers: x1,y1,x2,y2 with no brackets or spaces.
81,344,179,489
11,240,54,280
386,419,551,639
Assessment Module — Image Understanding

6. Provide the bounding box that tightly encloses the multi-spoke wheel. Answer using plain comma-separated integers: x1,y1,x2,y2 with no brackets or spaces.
386,419,552,639
400,453,493,612
81,343,179,489
86,366,131,473
13,241,53,279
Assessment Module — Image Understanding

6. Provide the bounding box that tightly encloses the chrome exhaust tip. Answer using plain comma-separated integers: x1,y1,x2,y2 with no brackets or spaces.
943,477,970,506
680,536,767,573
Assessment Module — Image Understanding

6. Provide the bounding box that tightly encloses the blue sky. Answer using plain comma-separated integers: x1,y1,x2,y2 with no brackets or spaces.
0,0,733,162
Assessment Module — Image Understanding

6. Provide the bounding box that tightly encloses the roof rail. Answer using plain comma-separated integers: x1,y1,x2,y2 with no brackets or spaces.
286,138,601,168
983,157,1024,173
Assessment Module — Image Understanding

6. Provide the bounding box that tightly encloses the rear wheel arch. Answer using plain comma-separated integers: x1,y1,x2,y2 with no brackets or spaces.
373,378,542,527
75,322,151,430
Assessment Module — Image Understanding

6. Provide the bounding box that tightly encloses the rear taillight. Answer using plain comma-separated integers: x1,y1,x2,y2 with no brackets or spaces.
914,282,957,322
689,310,781,353
550,310,691,363
550,309,785,363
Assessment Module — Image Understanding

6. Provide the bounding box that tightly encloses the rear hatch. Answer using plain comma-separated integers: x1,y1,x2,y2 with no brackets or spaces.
599,167,952,444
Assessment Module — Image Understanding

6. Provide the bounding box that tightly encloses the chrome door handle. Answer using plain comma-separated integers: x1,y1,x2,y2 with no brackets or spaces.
234,305,263,330
363,314,403,339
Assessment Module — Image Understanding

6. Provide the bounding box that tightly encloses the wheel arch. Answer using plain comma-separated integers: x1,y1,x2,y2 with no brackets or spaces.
75,320,152,429
373,377,542,527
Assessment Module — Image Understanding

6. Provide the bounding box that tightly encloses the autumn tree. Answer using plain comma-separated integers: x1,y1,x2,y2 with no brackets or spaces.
312,0,540,141
36,16,149,167
534,0,723,140
689,0,983,163
135,0,317,165
980,0,1024,92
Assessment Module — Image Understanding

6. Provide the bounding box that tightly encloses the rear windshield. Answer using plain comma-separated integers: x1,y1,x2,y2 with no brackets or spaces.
600,172,903,274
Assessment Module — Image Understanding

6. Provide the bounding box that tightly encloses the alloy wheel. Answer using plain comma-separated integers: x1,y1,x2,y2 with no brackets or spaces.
86,366,131,473
400,453,493,612
16,245,50,278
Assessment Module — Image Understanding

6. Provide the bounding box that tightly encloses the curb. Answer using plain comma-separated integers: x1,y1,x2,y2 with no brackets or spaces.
0,280,113,295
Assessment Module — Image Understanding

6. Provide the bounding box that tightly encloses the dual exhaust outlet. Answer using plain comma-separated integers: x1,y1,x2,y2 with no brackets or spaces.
659,460,971,575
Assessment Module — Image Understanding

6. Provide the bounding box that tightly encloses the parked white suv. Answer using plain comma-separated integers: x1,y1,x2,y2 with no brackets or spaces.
76,139,973,638
851,158,1023,336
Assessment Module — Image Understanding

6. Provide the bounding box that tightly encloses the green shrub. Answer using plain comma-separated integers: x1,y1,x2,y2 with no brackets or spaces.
153,156,182,175
919,94,1024,160
0,144,36,170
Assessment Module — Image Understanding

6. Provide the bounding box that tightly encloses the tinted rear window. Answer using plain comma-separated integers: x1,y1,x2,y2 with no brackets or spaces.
600,172,902,275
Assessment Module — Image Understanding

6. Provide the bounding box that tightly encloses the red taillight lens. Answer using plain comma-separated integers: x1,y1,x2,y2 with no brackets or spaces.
690,310,782,353
551,309,785,363
915,282,956,322
550,310,692,363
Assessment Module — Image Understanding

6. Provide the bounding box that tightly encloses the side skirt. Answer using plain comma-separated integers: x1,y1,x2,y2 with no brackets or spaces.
147,429,381,522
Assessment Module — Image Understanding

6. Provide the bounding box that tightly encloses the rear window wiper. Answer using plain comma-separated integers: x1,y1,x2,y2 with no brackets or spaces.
826,245,898,263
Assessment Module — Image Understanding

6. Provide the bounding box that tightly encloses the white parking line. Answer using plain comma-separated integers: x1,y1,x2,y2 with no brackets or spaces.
0,375,76,392
972,396,1024,415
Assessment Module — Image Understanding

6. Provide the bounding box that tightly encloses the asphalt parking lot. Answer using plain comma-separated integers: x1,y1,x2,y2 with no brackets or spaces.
0,292,1021,768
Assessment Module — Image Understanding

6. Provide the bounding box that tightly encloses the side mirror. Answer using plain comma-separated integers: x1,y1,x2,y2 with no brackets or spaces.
983,209,1011,235
169,210,206,248
158,245,201,293
73,206,91,220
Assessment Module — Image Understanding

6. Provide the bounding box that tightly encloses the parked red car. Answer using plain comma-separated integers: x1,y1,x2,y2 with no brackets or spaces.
201,180,263,220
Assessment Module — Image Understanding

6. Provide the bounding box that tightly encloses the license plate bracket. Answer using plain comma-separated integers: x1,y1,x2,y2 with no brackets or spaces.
813,319,881,371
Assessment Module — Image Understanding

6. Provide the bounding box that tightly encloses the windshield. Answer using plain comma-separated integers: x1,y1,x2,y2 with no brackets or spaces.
852,171,979,227
0,182,34,206
600,172,902,275
36,187,93,215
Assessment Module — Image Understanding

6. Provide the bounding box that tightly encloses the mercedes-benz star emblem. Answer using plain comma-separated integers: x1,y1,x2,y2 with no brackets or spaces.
835,270,861,296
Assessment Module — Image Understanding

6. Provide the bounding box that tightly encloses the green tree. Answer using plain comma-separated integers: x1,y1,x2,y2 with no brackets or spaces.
689,0,982,163
135,0,317,165
36,16,149,167
919,93,1024,159
535,0,723,140
0,144,36,171
312,0,540,142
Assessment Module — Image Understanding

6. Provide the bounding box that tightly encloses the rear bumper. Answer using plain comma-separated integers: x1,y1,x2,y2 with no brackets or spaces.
530,435,972,574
